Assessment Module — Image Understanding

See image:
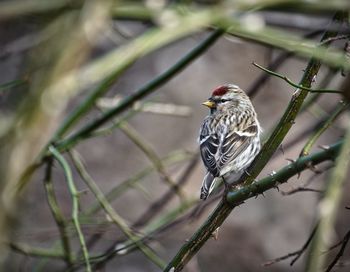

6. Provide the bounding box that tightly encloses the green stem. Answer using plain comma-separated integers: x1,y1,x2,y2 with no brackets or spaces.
43,159,74,266
164,15,344,271
120,122,186,200
164,140,342,271
49,146,91,272
300,101,349,156
243,21,342,186
85,150,192,215
9,242,67,259
253,62,342,94
306,119,350,272
300,68,339,113
70,150,166,269
54,29,224,151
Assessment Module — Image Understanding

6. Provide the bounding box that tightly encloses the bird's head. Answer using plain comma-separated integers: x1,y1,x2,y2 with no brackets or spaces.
202,84,248,113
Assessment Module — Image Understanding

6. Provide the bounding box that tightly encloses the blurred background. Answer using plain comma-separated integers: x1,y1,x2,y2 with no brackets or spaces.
0,1,349,271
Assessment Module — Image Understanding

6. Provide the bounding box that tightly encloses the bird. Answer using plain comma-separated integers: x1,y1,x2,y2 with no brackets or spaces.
198,84,261,200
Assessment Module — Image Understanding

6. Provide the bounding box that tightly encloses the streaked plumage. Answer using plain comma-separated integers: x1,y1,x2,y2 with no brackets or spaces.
199,84,261,200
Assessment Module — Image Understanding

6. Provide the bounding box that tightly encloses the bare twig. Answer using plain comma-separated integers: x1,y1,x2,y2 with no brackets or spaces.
85,150,192,215
263,224,318,266
43,159,74,266
306,116,350,271
9,241,67,260
281,187,323,195
253,62,343,94
119,122,186,200
325,230,350,272
165,16,344,270
54,28,224,150
49,146,91,272
247,29,323,98
300,101,349,156
69,150,166,269
133,154,200,228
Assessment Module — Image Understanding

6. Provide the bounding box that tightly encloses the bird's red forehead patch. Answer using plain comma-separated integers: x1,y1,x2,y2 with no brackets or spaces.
212,85,229,96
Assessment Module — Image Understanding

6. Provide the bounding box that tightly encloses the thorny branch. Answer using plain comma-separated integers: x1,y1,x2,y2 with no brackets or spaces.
164,14,345,271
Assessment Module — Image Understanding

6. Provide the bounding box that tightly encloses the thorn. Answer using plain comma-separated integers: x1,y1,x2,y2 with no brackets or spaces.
312,75,317,83
286,158,296,163
269,171,277,177
346,206,350,210
319,145,330,151
261,192,265,197
169,267,175,272
305,162,321,174
279,144,285,155
212,227,220,240
292,89,301,97
274,185,280,192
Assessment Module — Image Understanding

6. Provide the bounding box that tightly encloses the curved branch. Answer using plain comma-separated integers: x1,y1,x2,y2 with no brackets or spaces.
164,141,342,271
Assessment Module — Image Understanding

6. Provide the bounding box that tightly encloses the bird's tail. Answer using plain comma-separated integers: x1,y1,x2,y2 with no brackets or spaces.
200,172,216,200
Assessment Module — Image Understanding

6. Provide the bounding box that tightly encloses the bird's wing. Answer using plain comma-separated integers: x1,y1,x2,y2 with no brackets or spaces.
217,124,258,171
199,118,220,177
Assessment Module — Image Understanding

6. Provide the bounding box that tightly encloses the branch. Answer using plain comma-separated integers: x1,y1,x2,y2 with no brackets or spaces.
84,150,192,215
43,159,74,266
305,117,350,272
132,154,200,228
164,141,342,271
9,241,67,260
252,62,343,94
263,224,318,267
69,150,166,269
164,16,344,270
246,29,323,97
54,28,224,151
49,146,91,272
119,122,185,200
325,229,350,272
300,101,348,156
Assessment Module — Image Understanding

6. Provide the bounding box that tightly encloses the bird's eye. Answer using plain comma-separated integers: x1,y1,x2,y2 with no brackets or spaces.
219,99,229,103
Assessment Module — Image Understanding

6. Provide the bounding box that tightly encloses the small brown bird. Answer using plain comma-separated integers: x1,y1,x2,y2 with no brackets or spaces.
199,84,261,200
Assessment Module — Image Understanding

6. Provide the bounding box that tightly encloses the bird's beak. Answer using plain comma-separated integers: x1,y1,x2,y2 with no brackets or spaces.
202,100,216,108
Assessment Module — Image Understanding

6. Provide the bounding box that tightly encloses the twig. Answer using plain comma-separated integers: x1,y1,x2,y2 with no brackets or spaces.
84,150,192,215
164,17,344,270
97,97,192,117
325,230,350,272
300,68,339,114
253,62,343,94
165,140,342,271
0,79,27,92
43,159,74,266
69,150,166,269
306,117,350,272
9,241,67,260
281,187,323,195
49,146,91,272
300,101,349,156
247,29,323,97
119,122,186,200
263,224,318,266
132,154,200,228
54,28,224,151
